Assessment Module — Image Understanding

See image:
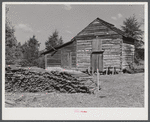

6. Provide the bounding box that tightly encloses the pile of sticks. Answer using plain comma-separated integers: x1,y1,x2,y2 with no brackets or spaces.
5,66,92,94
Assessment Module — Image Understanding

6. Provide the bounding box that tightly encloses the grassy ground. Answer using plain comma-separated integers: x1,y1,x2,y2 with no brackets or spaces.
5,73,144,107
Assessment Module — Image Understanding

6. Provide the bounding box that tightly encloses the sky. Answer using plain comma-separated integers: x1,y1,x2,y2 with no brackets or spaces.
6,3,145,51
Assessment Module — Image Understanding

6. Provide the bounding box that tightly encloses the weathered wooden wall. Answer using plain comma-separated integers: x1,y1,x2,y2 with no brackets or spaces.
102,38,122,71
75,19,122,71
61,41,76,68
46,50,61,68
121,37,135,69
45,19,135,72
45,41,76,69
77,20,117,37
122,43,135,69
76,39,92,71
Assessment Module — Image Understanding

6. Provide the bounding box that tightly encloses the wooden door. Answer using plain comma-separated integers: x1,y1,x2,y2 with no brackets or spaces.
92,38,102,51
91,53,103,72
91,38,103,73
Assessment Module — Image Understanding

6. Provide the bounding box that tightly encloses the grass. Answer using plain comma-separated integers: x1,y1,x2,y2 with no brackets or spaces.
5,73,144,107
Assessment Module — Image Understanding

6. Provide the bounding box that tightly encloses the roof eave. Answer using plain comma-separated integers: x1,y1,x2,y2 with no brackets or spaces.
41,38,75,55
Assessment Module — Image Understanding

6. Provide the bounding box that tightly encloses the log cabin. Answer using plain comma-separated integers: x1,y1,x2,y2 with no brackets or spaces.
42,18,135,73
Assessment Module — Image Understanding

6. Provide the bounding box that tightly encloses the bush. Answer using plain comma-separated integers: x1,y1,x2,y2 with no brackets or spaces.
6,59,15,65
36,56,45,69
18,59,32,67
133,62,144,73
123,62,144,74
134,48,144,64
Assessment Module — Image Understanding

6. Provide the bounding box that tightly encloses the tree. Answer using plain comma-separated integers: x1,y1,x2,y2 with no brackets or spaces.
121,15,144,64
45,30,64,50
5,7,18,64
5,7,17,48
15,42,23,59
21,35,40,65
121,15,144,48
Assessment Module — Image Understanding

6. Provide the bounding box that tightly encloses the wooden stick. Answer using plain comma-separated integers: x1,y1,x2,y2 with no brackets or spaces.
107,67,109,75
97,69,99,92
5,100,16,106
113,67,115,75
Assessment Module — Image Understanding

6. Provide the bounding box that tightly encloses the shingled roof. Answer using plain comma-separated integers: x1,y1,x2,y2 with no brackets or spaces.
42,17,134,55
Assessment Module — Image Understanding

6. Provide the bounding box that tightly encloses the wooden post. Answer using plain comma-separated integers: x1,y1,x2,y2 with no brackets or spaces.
112,66,114,75
106,67,108,75
92,66,94,76
97,69,99,92
113,67,115,75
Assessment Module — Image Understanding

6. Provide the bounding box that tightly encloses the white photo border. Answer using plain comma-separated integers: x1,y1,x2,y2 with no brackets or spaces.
2,2,148,120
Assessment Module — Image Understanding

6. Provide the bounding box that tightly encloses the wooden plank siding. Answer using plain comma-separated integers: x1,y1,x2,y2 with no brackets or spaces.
122,43,135,69
44,18,135,73
61,41,76,68
76,19,121,40
76,37,123,71
46,50,62,67
122,37,135,70
77,21,117,36
76,39,92,71
75,19,123,71
46,41,76,69
102,38,122,70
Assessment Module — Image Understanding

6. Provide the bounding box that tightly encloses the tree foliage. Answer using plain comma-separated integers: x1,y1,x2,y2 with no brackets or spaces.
21,35,40,66
5,7,18,64
121,15,144,64
5,7,44,67
121,15,143,40
121,15,144,48
45,30,63,50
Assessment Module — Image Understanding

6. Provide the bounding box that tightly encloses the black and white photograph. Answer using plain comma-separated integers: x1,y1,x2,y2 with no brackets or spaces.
2,2,148,120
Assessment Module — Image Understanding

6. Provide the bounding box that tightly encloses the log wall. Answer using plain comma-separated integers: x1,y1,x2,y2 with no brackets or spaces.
122,43,135,69
102,38,122,71
76,38,123,71
76,39,92,71
45,19,135,72
75,19,122,71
